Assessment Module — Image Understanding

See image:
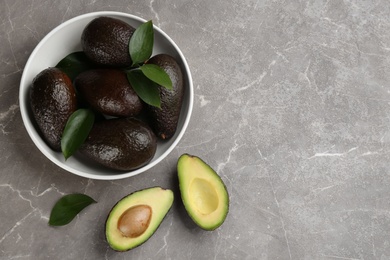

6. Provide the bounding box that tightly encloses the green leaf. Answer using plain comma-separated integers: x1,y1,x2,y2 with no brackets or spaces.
55,52,95,80
141,64,172,90
129,20,154,65
61,109,95,160
49,194,96,226
127,69,161,108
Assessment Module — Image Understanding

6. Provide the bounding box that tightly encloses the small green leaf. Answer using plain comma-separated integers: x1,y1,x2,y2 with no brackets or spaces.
141,64,172,90
49,194,96,226
130,20,154,65
127,69,161,108
61,109,95,160
55,52,95,80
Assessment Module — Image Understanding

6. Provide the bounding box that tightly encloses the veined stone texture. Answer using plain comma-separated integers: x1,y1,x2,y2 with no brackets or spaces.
1,0,390,259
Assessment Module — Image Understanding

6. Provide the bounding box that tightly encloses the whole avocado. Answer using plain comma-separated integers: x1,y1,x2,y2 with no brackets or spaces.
79,117,157,171
74,69,143,117
145,54,184,140
30,67,78,151
81,16,135,67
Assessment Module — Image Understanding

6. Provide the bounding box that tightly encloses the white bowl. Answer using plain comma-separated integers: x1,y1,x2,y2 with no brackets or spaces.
19,11,193,180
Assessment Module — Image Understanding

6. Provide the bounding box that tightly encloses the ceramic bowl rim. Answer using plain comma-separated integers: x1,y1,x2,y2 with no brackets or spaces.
19,11,193,180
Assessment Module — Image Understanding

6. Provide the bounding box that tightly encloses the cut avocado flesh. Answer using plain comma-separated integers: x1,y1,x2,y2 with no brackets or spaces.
177,154,229,230
105,187,174,251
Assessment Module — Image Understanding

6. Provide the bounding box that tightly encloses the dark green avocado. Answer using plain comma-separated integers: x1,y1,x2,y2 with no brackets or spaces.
81,16,135,67
30,67,78,151
145,54,184,140
74,69,143,117
79,117,157,171
105,187,174,251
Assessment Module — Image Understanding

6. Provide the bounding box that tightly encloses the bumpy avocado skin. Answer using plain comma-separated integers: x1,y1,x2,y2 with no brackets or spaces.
81,16,135,67
74,69,143,117
30,67,78,151
145,54,184,140
79,117,157,171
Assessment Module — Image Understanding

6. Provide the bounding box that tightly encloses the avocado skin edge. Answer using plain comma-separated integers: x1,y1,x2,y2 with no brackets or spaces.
105,187,174,252
177,153,230,231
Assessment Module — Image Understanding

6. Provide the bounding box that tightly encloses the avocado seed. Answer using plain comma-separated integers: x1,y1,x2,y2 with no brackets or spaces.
118,205,152,238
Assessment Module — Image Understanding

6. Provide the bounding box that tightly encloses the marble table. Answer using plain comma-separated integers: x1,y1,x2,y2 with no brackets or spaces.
1,0,390,259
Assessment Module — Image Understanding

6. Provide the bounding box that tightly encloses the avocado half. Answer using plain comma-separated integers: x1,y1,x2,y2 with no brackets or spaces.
177,154,229,230
105,187,174,251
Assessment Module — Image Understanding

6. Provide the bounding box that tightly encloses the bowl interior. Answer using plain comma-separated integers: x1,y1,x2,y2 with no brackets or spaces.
19,11,193,180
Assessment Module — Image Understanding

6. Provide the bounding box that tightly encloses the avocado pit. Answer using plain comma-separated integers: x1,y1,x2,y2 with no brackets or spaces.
106,187,174,251
118,205,152,238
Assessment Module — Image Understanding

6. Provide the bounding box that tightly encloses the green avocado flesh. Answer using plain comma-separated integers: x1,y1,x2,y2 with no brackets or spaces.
105,187,174,251
177,154,229,231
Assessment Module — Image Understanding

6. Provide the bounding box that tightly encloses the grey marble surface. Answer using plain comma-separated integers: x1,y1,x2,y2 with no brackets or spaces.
1,0,390,259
